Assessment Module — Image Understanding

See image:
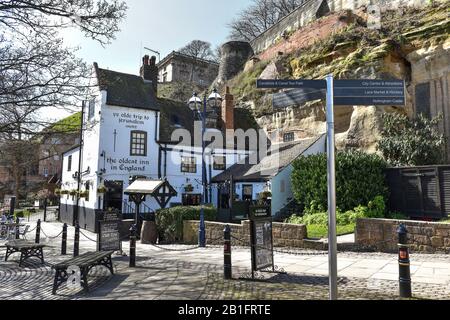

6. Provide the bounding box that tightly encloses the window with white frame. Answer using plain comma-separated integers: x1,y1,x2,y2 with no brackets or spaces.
213,156,226,170
130,131,147,156
181,156,196,173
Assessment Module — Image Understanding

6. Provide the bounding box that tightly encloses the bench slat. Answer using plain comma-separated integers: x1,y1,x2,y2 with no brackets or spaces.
54,251,114,269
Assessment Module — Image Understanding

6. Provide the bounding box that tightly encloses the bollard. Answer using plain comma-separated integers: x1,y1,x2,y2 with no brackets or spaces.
224,225,232,280
74,223,80,257
61,223,68,255
398,224,412,298
15,217,20,239
43,198,47,222
35,219,41,244
129,224,137,267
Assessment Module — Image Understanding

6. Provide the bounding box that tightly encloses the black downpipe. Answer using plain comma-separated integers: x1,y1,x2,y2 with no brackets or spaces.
74,101,85,226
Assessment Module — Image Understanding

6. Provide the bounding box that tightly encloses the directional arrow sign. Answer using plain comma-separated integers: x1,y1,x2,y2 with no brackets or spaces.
258,78,405,108
256,79,326,89
333,79,405,106
272,88,326,109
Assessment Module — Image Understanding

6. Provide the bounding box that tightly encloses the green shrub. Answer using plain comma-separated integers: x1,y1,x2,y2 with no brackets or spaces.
156,206,217,243
292,150,388,213
13,209,31,219
286,196,387,227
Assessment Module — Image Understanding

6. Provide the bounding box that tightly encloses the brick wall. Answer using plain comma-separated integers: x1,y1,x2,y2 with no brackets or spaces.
257,11,354,61
183,220,307,247
356,218,450,253
250,0,434,55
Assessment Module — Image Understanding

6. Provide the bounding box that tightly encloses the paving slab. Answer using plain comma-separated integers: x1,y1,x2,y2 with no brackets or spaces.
1,221,450,300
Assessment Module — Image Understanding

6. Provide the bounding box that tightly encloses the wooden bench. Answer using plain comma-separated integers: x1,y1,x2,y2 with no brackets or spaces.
4,240,46,267
52,251,115,295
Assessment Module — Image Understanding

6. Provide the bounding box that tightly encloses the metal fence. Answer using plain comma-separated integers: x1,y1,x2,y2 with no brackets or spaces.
386,165,450,220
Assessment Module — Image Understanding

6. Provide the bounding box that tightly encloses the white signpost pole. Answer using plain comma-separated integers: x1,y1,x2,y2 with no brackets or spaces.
326,74,338,300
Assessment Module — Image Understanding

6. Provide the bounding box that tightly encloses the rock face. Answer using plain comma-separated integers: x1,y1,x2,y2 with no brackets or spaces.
214,41,254,88
224,2,450,157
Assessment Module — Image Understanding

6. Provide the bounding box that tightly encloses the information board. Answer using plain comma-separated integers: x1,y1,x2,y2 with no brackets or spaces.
250,218,274,271
98,210,121,252
333,79,405,106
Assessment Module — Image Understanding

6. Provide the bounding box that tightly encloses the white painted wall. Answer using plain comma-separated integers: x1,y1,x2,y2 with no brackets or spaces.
158,62,173,83
271,135,326,216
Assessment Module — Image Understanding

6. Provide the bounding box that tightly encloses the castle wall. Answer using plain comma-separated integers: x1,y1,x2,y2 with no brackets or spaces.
250,0,437,55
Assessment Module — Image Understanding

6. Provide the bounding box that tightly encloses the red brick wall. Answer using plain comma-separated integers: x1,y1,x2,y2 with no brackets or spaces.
257,11,355,62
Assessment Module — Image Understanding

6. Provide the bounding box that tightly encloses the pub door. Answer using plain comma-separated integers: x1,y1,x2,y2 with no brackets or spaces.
103,181,124,213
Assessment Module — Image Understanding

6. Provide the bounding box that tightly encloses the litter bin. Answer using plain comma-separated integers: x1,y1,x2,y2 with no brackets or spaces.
140,212,157,244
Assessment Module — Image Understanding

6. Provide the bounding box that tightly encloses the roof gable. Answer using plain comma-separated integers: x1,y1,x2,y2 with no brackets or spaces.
211,135,325,182
95,64,159,111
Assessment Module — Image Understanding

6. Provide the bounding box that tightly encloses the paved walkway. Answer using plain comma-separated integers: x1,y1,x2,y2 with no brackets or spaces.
0,221,449,300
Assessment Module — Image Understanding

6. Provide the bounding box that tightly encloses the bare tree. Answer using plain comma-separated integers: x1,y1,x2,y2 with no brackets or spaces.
179,40,216,84
0,0,127,200
179,40,215,61
228,0,304,41
0,0,127,45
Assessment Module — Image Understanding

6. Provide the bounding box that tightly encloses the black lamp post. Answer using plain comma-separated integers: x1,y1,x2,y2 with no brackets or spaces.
188,89,222,247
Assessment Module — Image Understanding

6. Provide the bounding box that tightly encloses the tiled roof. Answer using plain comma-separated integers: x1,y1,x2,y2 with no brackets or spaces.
211,135,325,182
94,63,258,144
95,64,159,111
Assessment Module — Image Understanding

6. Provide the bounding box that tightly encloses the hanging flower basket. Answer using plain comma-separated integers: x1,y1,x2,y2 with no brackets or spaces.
184,184,194,192
60,190,69,195
97,185,107,194
54,188,61,195
69,190,77,196
79,190,89,198
258,191,272,200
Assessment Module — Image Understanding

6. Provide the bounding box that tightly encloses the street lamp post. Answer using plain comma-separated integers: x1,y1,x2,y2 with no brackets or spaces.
189,89,222,248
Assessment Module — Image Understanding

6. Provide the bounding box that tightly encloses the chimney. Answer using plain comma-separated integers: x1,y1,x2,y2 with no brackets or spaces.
222,86,234,131
140,55,158,95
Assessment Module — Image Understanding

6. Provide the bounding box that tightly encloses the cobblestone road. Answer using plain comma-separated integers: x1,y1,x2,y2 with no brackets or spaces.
0,221,449,300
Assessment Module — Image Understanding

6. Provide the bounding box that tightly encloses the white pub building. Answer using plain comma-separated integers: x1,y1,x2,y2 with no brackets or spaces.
59,55,256,231
59,55,325,232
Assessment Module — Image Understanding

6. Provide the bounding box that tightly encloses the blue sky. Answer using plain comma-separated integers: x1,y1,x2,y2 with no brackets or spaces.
61,0,252,75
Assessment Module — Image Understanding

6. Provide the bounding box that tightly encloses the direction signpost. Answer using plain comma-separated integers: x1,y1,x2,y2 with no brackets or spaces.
257,76,405,300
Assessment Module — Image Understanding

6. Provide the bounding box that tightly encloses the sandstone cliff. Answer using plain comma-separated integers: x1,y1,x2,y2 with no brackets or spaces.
224,2,450,156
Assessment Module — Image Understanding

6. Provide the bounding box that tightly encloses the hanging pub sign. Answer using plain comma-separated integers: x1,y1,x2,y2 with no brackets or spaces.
97,209,121,252
249,205,274,272
249,205,271,219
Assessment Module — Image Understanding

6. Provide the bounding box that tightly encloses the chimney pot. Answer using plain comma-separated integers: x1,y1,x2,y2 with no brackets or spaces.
222,86,234,132
140,55,158,96
143,55,150,65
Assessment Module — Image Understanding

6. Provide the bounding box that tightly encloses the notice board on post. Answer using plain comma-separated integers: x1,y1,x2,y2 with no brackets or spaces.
97,209,121,252
249,206,274,272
